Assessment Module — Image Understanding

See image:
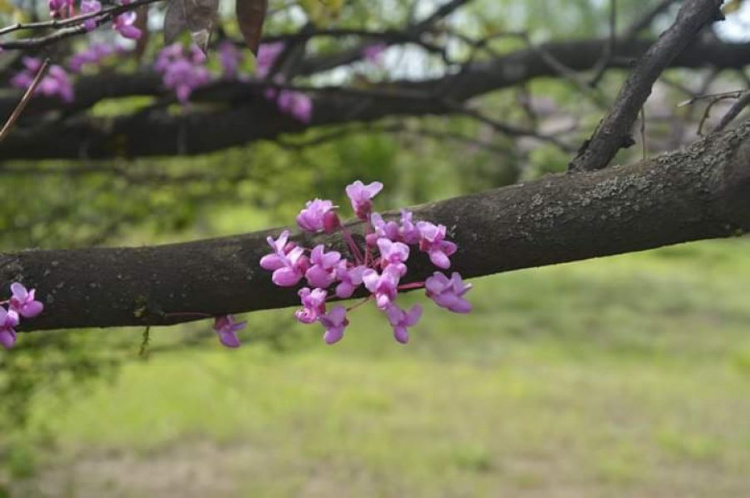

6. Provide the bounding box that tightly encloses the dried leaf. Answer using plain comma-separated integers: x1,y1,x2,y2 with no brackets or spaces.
163,0,187,44
236,0,267,55
163,0,218,51
185,0,218,52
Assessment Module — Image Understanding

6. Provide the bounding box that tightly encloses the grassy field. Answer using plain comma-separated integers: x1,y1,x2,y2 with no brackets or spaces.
9,239,750,497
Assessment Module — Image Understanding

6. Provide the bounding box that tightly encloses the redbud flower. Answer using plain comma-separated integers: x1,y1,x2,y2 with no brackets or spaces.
11,58,74,103
297,199,335,233
277,90,313,123
80,0,101,31
425,272,472,313
335,263,366,298
69,43,121,73
295,287,327,324
113,2,141,40
377,238,409,276
305,245,341,288
386,304,422,344
417,221,457,269
213,315,245,348
0,308,19,350
218,40,243,79
49,0,73,18
345,180,383,220
400,209,420,244
368,213,400,245
256,42,284,79
9,283,44,319
319,305,348,344
260,230,308,287
362,265,401,310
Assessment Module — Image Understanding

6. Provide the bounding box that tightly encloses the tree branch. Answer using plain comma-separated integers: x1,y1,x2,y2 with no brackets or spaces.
3,119,750,332
569,0,724,172
2,37,748,160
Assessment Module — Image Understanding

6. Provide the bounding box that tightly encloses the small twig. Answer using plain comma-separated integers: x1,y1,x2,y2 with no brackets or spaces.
677,89,745,107
678,89,748,136
713,89,750,132
0,58,50,142
640,106,647,158
589,0,618,87
138,325,151,357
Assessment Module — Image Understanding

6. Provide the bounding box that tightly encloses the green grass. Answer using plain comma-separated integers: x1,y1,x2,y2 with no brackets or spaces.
12,239,750,496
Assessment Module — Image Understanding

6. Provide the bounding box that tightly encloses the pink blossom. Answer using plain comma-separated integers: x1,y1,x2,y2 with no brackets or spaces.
334,263,366,298
213,315,245,348
305,245,341,288
49,0,73,19
425,272,472,313
377,238,409,276
277,90,313,123
367,213,400,246
417,221,457,269
345,180,383,220
297,199,336,233
319,305,348,344
256,42,284,79
295,287,327,324
11,58,74,103
69,43,121,73
386,304,422,344
260,230,308,287
399,209,420,244
0,308,19,350
113,2,141,40
80,0,101,31
362,265,401,309
9,283,44,319
154,44,211,104
218,40,243,79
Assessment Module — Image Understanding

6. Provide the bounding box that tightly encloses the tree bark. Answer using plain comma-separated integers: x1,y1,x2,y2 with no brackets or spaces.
3,120,749,332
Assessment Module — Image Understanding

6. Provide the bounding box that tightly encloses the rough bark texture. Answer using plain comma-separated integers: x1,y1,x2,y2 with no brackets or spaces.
2,120,749,332
1,38,749,160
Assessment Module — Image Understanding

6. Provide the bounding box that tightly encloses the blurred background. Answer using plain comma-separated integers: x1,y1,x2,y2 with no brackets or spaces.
1,0,750,496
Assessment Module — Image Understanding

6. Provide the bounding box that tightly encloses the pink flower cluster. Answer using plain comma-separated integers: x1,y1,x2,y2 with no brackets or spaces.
154,44,212,103
68,43,125,73
0,283,44,350
260,180,472,345
257,43,313,123
10,57,74,103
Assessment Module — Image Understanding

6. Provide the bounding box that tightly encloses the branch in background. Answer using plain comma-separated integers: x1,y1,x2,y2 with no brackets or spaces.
2,37,749,160
621,0,681,42
569,0,724,172
2,119,749,332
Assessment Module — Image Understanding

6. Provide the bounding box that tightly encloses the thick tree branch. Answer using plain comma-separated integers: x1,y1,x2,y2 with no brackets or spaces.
1,38,748,160
3,120,749,332
569,0,724,172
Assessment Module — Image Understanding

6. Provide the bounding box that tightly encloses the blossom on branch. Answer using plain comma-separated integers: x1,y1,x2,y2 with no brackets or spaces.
260,180,470,345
